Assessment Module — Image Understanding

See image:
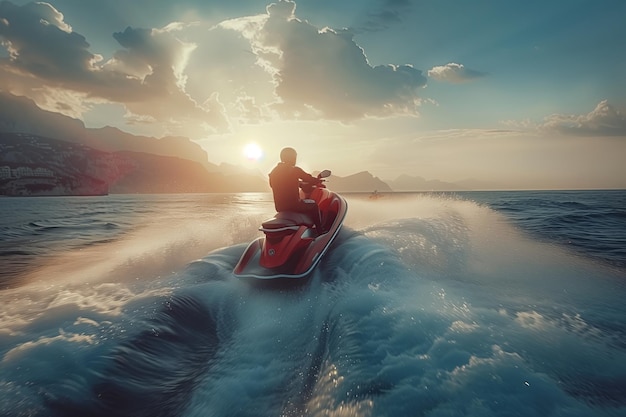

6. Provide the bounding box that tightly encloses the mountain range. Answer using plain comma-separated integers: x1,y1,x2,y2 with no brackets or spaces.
0,91,499,195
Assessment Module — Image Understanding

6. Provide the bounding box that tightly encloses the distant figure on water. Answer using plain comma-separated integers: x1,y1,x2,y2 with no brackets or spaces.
369,189,384,200
269,147,324,233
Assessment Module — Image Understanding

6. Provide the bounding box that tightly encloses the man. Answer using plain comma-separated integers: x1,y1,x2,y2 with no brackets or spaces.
269,147,324,233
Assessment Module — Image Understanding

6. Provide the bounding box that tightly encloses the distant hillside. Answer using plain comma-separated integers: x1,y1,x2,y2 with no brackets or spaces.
0,91,215,170
0,92,505,193
0,133,267,196
0,132,395,196
1,133,116,196
110,152,268,194
1,133,499,196
327,171,392,193
109,151,213,194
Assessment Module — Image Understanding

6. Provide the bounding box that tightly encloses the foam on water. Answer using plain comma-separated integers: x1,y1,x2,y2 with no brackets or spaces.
1,194,624,416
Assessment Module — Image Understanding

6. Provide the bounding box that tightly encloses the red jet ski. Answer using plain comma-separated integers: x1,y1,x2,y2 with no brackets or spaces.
233,170,347,280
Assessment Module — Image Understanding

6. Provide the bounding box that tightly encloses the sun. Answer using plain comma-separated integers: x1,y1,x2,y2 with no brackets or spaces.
243,142,264,161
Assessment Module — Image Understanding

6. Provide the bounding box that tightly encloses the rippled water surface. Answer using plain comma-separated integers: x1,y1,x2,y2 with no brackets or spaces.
1,191,624,416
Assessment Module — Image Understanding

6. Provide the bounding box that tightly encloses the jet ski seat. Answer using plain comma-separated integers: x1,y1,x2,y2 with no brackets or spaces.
260,211,315,232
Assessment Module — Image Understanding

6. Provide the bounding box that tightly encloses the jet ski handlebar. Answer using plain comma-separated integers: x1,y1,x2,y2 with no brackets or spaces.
299,169,331,192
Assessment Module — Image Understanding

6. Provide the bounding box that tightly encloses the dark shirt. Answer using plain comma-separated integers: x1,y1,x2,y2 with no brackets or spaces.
269,162,316,212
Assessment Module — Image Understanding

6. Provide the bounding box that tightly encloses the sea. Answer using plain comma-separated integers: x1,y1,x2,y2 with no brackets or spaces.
0,190,625,417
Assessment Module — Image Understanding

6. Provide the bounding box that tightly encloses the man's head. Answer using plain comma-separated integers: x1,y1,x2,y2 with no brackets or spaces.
280,147,297,165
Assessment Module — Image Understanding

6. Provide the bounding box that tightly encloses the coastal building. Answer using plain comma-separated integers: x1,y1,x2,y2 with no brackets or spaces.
0,166,54,179
0,166,11,179
14,166,33,177
33,167,54,177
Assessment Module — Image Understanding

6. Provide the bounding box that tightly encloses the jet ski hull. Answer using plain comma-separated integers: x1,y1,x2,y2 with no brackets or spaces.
233,190,347,280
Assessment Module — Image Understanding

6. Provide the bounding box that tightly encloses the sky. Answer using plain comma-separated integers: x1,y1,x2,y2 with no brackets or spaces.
1,0,625,189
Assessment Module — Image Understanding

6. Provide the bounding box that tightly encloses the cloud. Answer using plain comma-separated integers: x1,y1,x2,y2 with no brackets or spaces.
266,0,296,20
540,100,626,137
223,0,427,121
1,0,429,134
0,1,228,134
428,63,486,83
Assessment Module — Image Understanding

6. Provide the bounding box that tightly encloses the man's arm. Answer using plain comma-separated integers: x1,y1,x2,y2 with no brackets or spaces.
295,167,317,183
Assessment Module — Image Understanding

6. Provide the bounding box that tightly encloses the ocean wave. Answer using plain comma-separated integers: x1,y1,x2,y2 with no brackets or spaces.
1,193,625,416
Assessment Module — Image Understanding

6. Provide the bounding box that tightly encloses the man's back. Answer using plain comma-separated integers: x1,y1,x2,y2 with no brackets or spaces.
268,147,323,232
269,162,308,212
